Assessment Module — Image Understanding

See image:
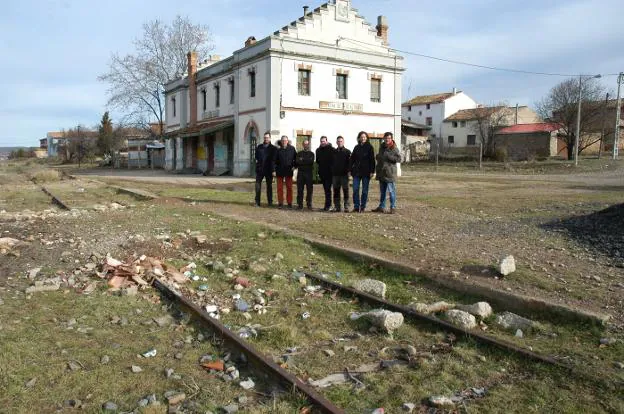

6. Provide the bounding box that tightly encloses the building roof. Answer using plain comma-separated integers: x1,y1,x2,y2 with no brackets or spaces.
401,119,431,130
497,122,561,135
444,106,505,122
402,92,460,107
165,117,235,138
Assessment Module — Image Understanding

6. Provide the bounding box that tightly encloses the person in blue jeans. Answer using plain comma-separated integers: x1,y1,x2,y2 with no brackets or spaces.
349,131,375,213
372,132,401,214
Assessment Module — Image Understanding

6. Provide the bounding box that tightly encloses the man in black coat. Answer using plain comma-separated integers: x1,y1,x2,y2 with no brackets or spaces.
295,139,315,210
331,136,351,212
349,131,375,212
254,131,276,207
273,135,297,208
315,135,334,211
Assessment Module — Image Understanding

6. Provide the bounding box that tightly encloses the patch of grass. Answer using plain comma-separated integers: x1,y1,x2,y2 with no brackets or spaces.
30,169,61,183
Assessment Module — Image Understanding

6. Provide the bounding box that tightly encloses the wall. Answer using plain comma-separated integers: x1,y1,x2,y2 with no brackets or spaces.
494,132,552,160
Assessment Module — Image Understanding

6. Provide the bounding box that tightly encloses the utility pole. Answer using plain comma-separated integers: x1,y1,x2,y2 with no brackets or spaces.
599,93,609,159
614,73,623,160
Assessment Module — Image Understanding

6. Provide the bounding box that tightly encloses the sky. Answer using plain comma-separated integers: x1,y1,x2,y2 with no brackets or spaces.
1,0,623,146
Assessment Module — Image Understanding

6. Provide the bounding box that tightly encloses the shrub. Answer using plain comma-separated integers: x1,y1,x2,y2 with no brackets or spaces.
31,169,61,183
494,147,508,162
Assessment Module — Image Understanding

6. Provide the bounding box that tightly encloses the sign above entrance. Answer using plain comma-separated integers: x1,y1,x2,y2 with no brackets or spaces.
319,101,363,113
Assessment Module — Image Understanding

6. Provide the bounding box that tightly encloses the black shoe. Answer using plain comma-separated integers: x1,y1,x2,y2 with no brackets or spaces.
268,202,273,207
333,208,341,213
288,204,293,209
322,207,330,212
372,207,384,213
254,203,260,207
297,205,304,210
278,204,283,209
386,208,396,214
352,207,359,213
307,206,313,211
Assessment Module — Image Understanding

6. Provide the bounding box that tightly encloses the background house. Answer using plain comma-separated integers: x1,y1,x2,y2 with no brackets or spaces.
442,105,540,153
494,122,561,160
164,0,404,176
401,90,477,139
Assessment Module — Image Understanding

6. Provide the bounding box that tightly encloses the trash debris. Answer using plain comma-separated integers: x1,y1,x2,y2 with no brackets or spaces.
239,378,255,390
236,299,250,312
205,305,218,313
142,349,157,358
402,403,415,412
202,360,225,371
309,373,350,388
27,267,41,280
429,395,455,408
166,392,186,405
234,277,251,288
301,312,311,319
371,409,385,414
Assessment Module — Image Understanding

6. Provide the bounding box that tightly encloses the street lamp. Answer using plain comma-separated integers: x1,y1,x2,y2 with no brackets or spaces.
613,72,623,160
575,74,601,165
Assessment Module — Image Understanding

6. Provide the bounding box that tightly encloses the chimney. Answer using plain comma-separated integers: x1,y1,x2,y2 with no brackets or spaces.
452,87,457,95
515,103,519,125
303,5,309,16
245,36,257,47
376,16,389,45
187,51,198,126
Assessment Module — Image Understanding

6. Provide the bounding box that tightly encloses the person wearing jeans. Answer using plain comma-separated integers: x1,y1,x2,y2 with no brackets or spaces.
372,132,401,214
295,139,315,210
274,135,297,208
349,131,375,212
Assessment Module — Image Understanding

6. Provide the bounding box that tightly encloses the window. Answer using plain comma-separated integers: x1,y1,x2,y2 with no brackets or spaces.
249,71,256,97
296,135,311,151
229,79,235,104
408,117,411,121
426,104,431,110
298,69,311,96
467,135,476,146
336,74,348,99
370,78,381,102
408,105,412,112
214,83,220,108
419,111,422,116
426,117,432,126
201,89,207,111
460,121,466,127
448,136,454,144
171,97,176,117
452,121,458,128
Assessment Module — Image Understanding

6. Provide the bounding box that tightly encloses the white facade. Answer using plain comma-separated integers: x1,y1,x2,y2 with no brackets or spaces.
164,0,404,176
401,92,477,138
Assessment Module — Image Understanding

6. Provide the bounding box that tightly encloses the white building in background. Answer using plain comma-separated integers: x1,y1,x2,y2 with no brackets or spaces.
164,0,404,176
401,90,477,139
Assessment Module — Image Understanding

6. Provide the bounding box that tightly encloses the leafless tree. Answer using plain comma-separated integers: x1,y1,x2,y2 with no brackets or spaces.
536,77,607,159
61,125,97,166
99,16,213,137
471,104,511,157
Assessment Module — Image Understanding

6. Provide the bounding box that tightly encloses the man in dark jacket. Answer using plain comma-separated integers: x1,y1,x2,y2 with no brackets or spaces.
372,132,401,214
349,131,375,212
254,132,276,207
331,136,351,212
295,139,315,210
315,136,334,211
274,135,297,208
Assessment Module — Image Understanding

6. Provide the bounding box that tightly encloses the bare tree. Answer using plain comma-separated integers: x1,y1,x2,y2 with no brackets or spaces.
99,16,213,136
536,77,607,159
471,104,511,157
61,125,97,166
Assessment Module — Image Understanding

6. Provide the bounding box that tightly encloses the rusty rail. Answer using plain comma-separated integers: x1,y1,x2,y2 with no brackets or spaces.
302,272,572,371
151,278,345,414
41,187,71,210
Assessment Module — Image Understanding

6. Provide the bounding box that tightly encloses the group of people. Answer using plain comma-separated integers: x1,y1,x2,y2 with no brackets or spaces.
254,131,400,213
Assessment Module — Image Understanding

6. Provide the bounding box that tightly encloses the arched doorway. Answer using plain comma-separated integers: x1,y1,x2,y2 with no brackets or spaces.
245,121,259,176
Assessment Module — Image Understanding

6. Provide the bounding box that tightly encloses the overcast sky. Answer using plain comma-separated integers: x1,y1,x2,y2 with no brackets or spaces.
1,0,623,146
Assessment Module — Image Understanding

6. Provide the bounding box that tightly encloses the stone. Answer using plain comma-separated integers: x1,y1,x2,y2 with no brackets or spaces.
238,396,248,405
353,279,387,299
205,305,219,313
25,283,60,294
175,353,183,360
131,365,143,373
222,404,239,413
249,263,267,274
445,310,477,329
213,261,225,272
495,312,536,332
167,393,186,405
25,378,37,388
275,252,284,261
165,368,175,378
67,361,82,371
614,362,624,369
121,285,138,296
102,402,118,411
235,299,250,312
257,232,267,239
600,338,617,346
153,315,173,327
194,235,208,244
138,398,149,407
515,329,524,338
429,396,455,408
28,267,41,279
412,301,455,315
499,255,516,276
405,345,418,357
101,355,110,364
323,349,335,357
402,402,416,412
457,302,493,319
239,378,255,390
352,309,404,333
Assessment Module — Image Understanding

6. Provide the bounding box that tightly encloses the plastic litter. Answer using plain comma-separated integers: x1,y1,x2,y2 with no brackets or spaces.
142,349,157,358
302,312,311,319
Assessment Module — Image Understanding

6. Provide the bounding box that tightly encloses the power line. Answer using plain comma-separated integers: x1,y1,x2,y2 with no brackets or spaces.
339,37,620,78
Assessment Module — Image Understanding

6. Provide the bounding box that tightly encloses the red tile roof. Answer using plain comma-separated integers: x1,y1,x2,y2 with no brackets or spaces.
402,92,460,106
497,123,560,134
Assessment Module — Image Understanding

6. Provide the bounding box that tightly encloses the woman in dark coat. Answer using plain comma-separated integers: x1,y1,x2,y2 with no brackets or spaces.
349,131,375,212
